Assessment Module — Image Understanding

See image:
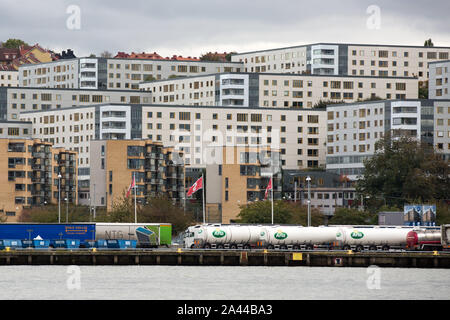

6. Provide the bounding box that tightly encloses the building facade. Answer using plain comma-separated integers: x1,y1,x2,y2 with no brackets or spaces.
429,60,450,99
19,57,244,90
0,138,77,222
140,72,418,108
0,86,151,121
205,146,282,224
281,170,356,216
21,103,327,205
231,42,450,85
326,99,450,180
89,139,184,211
0,69,19,87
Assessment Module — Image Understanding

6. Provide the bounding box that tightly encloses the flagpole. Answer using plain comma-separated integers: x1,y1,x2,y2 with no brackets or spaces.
271,173,274,225
134,172,137,224
202,173,206,224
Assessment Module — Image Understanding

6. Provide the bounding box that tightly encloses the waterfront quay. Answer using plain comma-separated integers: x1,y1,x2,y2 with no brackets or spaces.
0,249,449,268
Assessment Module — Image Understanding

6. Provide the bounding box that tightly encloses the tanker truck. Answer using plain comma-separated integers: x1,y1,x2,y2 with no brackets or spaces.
336,226,412,251
184,224,342,250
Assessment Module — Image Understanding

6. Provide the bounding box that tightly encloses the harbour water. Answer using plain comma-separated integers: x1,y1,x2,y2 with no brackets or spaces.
0,266,449,300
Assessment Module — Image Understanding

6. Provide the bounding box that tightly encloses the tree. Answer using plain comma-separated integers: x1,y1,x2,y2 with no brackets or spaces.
328,208,377,225
144,75,156,82
236,200,325,226
312,99,344,109
237,200,292,224
100,50,112,58
419,86,428,99
2,38,29,49
424,38,434,47
356,134,450,209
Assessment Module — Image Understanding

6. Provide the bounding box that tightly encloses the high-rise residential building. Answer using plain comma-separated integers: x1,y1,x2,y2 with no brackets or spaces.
326,99,450,180
231,43,450,85
18,57,244,90
140,72,418,108
89,139,185,211
429,60,450,99
20,103,327,204
0,86,151,121
0,138,77,221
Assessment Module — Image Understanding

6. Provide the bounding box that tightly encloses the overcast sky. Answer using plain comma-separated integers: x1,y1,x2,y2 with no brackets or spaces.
1,0,449,57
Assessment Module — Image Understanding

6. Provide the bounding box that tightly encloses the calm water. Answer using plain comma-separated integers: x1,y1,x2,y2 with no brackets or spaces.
0,266,449,300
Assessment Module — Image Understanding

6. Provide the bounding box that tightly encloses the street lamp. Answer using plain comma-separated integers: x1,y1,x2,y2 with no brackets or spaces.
64,197,68,223
58,174,62,224
306,176,311,227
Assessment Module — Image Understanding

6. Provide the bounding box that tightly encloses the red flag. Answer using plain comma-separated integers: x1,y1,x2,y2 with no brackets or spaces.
264,178,272,200
187,177,203,197
126,175,136,198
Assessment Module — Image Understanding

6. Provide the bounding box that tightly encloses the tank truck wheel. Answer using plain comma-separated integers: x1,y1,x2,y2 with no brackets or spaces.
355,245,364,252
382,245,390,251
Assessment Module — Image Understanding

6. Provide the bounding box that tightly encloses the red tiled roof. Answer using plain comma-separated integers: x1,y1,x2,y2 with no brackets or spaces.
114,51,200,61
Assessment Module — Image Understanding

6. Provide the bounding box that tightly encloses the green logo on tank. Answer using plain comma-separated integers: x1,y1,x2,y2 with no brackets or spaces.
350,231,364,239
260,231,266,237
212,229,226,238
336,232,342,237
274,231,288,240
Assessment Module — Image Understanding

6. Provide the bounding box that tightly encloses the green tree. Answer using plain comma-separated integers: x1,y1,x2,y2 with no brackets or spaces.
236,200,325,225
424,38,434,47
357,134,450,209
328,208,377,225
313,99,344,109
144,75,156,82
237,200,292,224
2,38,29,49
419,86,428,99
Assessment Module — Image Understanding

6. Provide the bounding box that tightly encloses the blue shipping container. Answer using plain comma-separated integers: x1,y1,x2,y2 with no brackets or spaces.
0,224,96,241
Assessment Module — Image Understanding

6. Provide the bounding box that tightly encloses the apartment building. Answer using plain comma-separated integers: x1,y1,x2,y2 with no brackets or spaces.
89,140,185,211
0,138,77,221
18,57,244,90
0,120,32,138
429,60,450,99
326,99,450,180
231,43,450,85
140,72,418,108
0,86,151,121
21,103,327,203
0,68,19,87
205,146,282,223
281,170,356,216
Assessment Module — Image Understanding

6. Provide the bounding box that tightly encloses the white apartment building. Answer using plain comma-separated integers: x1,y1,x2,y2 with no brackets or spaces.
19,57,244,90
0,86,151,121
0,120,32,138
231,43,450,84
21,103,328,202
429,60,450,99
326,99,450,180
140,72,418,108
0,70,19,87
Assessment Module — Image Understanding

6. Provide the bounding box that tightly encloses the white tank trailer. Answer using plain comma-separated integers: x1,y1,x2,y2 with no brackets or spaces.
336,226,412,251
186,224,341,249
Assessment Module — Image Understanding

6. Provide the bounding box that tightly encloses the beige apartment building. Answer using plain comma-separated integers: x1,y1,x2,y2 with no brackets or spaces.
231,42,450,85
89,140,185,211
140,72,418,108
205,146,282,223
0,138,77,221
